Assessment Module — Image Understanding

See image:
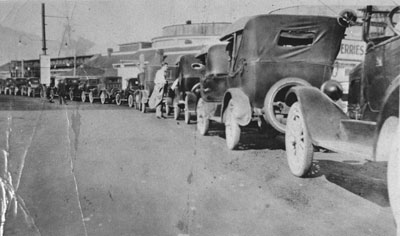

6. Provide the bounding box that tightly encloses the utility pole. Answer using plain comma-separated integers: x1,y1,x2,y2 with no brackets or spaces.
41,3,47,55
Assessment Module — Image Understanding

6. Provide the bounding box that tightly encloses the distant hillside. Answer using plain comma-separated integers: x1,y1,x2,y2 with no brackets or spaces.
0,24,95,65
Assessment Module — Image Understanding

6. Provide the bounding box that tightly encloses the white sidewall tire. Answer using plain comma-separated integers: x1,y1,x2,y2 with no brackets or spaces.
89,92,94,103
385,117,399,231
174,105,180,120
81,92,86,102
116,94,121,106
285,102,314,177
128,95,134,108
100,92,106,104
197,99,209,136
224,100,240,150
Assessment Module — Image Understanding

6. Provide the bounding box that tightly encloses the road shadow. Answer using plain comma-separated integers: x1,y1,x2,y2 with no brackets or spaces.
203,121,285,150
306,159,389,207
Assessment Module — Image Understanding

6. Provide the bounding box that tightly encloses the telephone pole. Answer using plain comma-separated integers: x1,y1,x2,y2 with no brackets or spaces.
42,3,47,55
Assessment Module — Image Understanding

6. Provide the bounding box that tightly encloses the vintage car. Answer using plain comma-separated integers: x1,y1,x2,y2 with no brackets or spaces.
80,77,99,102
137,64,177,114
284,5,399,230
14,77,28,95
4,78,15,95
88,76,122,104
115,78,141,107
0,79,5,94
25,77,41,97
194,44,230,134
172,54,203,123
63,76,81,101
194,12,354,149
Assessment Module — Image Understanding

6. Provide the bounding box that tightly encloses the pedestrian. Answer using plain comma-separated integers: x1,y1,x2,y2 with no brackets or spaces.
57,79,68,105
149,62,168,119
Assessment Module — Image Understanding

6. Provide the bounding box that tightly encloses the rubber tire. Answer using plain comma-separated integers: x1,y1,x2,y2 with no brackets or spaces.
89,92,94,103
100,92,106,104
224,100,240,150
285,102,314,177
264,77,311,133
380,117,400,234
141,103,146,113
81,91,86,102
115,93,122,106
166,105,171,116
174,105,180,120
197,99,209,136
69,91,74,101
184,96,190,124
128,95,134,108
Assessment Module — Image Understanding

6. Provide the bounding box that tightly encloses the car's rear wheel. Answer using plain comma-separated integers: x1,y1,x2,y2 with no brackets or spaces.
174,105,180,120
69,90,74,101
285,102,314,177
197,99,209,136
81,91,86,102
89,92,94,103
224,100,240,150
100,92,107,104
141,103,147,113
380,116,400,233
115,93,122,106
184,96,191,124
128,95,134,108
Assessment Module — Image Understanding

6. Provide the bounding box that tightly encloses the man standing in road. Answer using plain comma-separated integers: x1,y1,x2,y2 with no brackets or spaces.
58,80,68,105
149,62,168,118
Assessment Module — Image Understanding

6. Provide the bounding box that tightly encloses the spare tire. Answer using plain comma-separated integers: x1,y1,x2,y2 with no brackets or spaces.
264,77,311,133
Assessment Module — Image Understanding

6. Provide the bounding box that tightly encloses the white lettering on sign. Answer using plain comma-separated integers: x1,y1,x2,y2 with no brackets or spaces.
337,39,366,61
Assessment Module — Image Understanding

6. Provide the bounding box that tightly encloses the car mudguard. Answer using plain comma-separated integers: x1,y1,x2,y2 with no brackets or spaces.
221,88,252,126
285,86,348,145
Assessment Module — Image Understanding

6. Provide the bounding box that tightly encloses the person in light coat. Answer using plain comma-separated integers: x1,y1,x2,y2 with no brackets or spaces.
149,62,168,118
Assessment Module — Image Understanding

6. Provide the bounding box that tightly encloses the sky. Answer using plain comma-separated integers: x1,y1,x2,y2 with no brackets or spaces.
0,0,398,57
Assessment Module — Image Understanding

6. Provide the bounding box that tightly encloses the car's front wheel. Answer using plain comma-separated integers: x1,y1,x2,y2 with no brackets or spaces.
100,92,107,104
224,100,240,150
285,102,314,177
69,90,74,101
115,93,122,106
89,92,94,103
81,91,86,102
128,94,134,108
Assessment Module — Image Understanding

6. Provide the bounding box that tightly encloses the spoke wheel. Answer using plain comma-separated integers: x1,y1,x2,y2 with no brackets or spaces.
69,91,74,101
89,92,94,103
174,105,180,120
197,99,209,136
224,100,240,150
382,117,400,232
100,92,106,104
81,91,86,102
285,102,314,177
141,103,146,113
128,95,134,108
184,96,191,124
115,93,122,106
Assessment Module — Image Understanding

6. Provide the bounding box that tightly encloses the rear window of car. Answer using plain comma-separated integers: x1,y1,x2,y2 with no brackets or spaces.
277,30,315,47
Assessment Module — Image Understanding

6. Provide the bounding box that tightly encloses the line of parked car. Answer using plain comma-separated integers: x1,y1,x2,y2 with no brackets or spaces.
1,6,399,233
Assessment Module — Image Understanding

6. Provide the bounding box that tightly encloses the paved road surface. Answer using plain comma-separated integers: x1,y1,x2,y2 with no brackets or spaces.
0,95,396,236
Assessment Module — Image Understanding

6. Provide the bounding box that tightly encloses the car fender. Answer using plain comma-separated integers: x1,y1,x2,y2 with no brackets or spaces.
285,86,348,145
221,88,252,126
373,76,400,156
